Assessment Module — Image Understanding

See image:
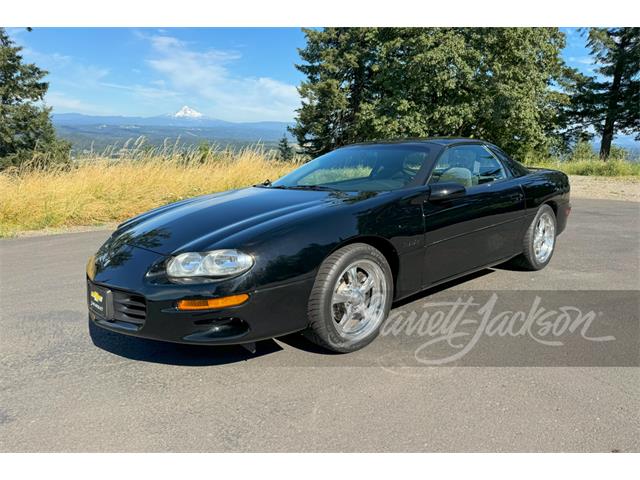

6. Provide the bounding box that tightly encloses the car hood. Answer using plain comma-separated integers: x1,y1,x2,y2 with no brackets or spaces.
108,187,373,255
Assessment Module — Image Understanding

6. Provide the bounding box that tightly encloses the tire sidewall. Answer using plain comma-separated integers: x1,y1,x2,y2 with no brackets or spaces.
315,245,393,352
526,204,557,270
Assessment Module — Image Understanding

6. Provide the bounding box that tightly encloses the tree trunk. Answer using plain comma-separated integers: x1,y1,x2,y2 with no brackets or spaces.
599,128,614,160
599,36,628,161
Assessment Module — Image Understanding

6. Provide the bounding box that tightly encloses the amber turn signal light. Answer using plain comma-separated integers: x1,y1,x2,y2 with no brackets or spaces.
177,294,249,311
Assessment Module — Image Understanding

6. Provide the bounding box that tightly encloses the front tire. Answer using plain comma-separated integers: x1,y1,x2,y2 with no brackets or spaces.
512,204,557,271
303,243,393,353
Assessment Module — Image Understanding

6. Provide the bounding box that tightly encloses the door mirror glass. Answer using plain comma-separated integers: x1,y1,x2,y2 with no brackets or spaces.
429,182,466,202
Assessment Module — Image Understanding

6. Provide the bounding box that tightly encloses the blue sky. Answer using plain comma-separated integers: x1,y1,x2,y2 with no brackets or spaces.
7,27,598,122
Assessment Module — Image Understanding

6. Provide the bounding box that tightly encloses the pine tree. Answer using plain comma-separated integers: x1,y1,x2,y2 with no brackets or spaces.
568,28,639,160
277,133,295,161
0,28,70,169
291,28,568,158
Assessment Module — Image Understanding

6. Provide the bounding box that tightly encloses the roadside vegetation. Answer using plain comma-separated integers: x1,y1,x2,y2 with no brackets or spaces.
0,141,638,237
521,141,640,176
0,145,295,237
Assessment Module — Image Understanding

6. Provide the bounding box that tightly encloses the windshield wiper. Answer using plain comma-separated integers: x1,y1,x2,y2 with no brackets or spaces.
254,182,336,191
285,185,337,191
254,179,298,190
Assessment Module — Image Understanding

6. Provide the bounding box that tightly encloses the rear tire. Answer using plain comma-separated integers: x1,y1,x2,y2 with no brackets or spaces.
303,243,393,353
511,204,557,271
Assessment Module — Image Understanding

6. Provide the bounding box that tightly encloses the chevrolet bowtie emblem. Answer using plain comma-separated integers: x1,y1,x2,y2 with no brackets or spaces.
91,291,103,303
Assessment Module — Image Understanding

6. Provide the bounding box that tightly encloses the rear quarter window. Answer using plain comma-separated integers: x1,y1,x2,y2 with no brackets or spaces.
489,147,530,177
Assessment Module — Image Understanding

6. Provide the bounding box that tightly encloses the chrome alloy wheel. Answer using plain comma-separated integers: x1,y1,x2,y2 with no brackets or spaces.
330,259,388,340
533,211,555,263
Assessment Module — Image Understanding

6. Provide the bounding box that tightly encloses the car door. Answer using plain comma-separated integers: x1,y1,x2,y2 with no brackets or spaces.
422,143,526,286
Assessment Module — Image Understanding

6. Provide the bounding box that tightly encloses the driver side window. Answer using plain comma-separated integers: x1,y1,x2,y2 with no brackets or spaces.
428,145,508,187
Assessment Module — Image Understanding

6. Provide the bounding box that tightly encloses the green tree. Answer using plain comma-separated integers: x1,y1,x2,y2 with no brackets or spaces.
0,28,70,170
277,133,295,161
570,139,596,162
292,28,568,159
566,28,639,160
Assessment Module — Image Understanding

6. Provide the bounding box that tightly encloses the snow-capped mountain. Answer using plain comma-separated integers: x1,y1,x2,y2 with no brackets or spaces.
173,106,203,119
51,111,294,151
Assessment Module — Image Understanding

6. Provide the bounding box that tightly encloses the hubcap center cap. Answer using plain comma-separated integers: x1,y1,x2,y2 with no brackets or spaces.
348,289,365,306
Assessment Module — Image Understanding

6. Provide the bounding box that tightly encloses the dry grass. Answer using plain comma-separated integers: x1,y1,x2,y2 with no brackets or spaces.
2,140,639,237
0,145,297,237
528,158,640,177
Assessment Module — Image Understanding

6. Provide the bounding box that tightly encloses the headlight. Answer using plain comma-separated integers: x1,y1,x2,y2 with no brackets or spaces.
166,250,254,278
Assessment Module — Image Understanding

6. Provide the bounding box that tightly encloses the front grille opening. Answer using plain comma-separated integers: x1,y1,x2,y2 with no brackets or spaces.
112,291,147,327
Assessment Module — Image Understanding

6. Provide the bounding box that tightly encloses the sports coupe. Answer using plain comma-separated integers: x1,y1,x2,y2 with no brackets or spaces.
87,138,571,353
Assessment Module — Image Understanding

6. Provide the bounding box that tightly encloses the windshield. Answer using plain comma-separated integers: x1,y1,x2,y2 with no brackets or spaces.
271,144,432,192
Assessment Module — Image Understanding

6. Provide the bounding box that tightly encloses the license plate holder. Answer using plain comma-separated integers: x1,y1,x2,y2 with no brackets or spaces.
87,282,113,320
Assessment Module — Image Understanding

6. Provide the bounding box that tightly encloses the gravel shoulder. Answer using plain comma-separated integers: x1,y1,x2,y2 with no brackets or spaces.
569,175,640,202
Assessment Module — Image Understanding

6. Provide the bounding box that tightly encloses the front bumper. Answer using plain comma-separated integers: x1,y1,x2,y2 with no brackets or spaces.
87,245,314,345
88,277,314,345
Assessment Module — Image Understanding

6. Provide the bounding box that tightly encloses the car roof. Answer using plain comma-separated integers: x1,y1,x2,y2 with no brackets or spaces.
346,137,492,148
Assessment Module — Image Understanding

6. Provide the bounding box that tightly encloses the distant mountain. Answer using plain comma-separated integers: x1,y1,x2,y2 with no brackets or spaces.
173,105,203,119
52,109,294,153
52,108,291,130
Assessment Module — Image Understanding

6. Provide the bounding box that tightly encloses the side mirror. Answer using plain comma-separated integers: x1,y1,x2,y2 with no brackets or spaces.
406,185,432,205
429,182,466,202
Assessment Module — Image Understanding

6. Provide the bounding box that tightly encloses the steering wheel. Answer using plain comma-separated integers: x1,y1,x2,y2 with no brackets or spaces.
389,168,414,182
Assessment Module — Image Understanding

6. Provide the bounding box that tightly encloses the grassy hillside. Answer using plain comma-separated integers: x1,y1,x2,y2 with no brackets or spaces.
0,146,295,237
1,144,639,237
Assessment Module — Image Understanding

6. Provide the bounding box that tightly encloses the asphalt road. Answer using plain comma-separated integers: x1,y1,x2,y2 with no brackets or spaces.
1,198,638,452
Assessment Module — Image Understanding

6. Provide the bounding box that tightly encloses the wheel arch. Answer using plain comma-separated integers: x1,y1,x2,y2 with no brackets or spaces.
329,235,400,290
544,200,558,217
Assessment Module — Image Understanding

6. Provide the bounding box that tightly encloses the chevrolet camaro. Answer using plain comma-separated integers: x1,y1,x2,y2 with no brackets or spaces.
87,138,571,353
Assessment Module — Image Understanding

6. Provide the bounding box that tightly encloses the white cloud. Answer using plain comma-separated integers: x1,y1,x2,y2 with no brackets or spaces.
21,47,73,68
18,44,109,90
144,34,299,121
568,56,593,66
100,81,181,100
44,91,110,115
68,65,110,87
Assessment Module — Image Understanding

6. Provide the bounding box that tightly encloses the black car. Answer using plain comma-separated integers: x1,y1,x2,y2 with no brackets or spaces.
87,138,571,353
